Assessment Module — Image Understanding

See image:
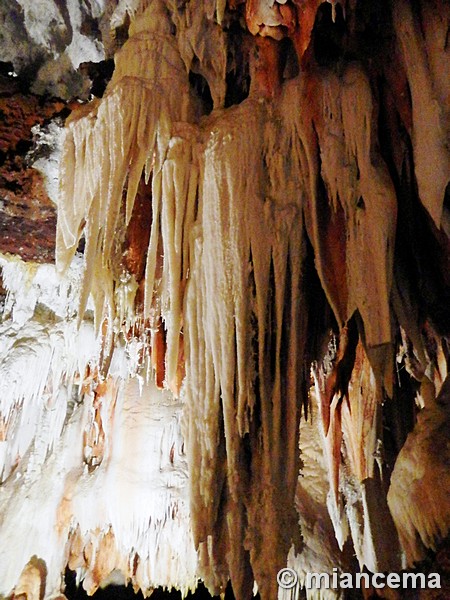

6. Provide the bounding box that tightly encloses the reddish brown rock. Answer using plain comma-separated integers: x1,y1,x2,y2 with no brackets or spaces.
0,94,68,262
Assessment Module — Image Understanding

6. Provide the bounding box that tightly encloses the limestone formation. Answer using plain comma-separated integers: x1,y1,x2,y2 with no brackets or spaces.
0,1,449,599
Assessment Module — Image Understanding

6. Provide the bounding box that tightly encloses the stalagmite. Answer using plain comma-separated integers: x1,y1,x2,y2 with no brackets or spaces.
0,1,449,599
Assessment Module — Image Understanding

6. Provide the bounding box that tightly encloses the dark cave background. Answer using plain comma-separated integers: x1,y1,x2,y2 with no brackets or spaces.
64,569,242,600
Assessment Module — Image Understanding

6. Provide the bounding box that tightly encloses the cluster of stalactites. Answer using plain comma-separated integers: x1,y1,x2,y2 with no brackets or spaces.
56,0,194,337
55,0,450,598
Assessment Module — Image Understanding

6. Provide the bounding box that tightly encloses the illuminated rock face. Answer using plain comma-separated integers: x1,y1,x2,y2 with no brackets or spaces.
0,1,449,599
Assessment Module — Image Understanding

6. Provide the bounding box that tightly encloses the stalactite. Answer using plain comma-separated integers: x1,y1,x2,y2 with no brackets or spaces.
392,0,450,227
56,0,195,335
304,63,397,351
183,95,307,598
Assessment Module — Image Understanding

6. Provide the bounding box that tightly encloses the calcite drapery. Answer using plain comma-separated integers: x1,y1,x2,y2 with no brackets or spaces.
0,0,449,598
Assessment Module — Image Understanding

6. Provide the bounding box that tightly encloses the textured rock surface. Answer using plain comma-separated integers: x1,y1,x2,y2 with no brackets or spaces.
0,1,449,599
0,0,123,99
0,94,66,261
